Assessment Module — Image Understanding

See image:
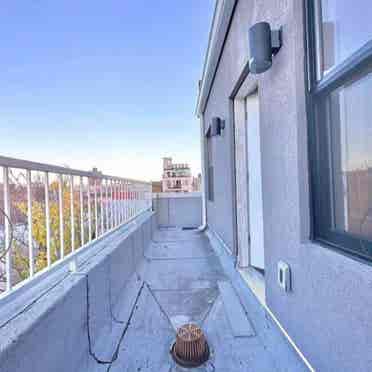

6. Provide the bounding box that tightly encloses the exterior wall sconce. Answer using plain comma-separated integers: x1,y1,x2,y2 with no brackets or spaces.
210,117,225,136
248,22,282,74
205,117,225,138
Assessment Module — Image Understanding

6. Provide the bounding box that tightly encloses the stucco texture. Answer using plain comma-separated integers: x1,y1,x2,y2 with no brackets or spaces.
200,0,372,370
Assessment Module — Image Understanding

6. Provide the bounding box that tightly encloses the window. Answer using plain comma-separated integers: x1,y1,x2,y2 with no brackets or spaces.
308,0,372,261
314,0,372,79
206,134,214,201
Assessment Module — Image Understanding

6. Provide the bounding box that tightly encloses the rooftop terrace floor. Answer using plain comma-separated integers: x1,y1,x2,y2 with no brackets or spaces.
95,228,307,372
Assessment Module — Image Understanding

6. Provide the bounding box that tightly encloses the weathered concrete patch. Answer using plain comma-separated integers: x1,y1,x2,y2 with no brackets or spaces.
143,258,226,291
153,228,203,243
218,281,255,337
146,238,214,260
108,285,175,372
151,287,219,330
202,298,278,372
111,275,143,322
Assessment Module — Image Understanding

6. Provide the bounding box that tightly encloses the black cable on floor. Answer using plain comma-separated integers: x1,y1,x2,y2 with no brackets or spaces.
143,281,176,331
85,273,145,365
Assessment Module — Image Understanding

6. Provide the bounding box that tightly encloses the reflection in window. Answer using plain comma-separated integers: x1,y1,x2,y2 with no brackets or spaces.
316,0,372,77
207,135,214,202
329,71,372,240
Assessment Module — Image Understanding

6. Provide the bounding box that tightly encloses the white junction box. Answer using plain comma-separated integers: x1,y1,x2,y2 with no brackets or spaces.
278,261,291,292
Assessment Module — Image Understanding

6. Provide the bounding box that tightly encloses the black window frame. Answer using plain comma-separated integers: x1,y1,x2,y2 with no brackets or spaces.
306,0,372,262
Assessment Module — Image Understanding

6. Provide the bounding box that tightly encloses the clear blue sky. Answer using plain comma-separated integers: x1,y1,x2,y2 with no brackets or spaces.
0,1,214,181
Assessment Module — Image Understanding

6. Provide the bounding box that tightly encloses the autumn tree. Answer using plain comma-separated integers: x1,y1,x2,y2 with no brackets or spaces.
12,178,88,281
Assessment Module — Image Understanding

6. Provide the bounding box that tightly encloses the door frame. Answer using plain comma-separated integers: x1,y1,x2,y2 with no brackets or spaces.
245,92,265,270
229,60,264,270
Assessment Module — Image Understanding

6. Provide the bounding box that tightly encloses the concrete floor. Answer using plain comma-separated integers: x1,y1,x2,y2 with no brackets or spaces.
95,228,308,372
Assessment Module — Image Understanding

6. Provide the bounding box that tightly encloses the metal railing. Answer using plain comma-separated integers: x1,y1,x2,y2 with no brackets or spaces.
0,155,152,296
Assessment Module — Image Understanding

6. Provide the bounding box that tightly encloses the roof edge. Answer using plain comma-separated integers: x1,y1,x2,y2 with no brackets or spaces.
196,0,237,117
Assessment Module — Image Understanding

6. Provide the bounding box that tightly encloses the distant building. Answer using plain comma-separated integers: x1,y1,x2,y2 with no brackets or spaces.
162,157,194,193
192,173,202,192
151,181,163,193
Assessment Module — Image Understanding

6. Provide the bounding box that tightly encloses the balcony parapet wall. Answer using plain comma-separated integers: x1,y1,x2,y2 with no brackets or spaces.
0,211,156,372
152,192,202,228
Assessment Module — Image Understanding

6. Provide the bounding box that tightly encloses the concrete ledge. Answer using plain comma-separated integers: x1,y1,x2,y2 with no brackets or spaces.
109,235,135,302
0,212,156,372
0,274,89,372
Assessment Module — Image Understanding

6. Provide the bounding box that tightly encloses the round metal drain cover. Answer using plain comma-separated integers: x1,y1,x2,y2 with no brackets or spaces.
171,324,209,368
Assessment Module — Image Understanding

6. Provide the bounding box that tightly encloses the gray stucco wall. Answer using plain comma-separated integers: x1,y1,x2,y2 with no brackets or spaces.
202,0,247,251
200,0,372,370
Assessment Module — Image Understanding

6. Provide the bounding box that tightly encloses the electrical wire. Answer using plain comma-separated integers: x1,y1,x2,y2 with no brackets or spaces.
85,273,145,365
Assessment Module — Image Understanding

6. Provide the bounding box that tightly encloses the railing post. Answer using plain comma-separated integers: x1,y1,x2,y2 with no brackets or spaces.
135,185,138,216
58,174,64,260
110,179,114,229
142,185,145,212
87,179,92,241
138,185,141,213
132,184,136,217
80,176,84,246
27,170,34,277
139,186,141,213
44,172,51,267
128,182,133,218
119,181,122,224
117,180,120,225
127,181,130,220
105,179,109,232
149,184,152,210
132,184,135,217
70,175,75,252
121,180,125,223
124,180,128,222
100,179,104,236
116,180,119,226
3,167,12,291
114,180,117,227
94,179,98,239
132,184,135,216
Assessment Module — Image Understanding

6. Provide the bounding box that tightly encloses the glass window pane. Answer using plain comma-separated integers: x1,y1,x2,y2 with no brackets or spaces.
327,71,372,240
317,0,372,77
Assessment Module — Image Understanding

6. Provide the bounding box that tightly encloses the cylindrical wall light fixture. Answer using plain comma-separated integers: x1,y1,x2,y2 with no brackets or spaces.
248,22,282,74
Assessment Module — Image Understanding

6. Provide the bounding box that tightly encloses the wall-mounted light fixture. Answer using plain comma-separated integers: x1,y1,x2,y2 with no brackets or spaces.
248,22,282,74
205,117,225,138
210,117,225,136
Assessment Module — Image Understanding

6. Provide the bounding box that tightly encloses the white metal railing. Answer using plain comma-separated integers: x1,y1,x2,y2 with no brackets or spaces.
0,155,152,297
